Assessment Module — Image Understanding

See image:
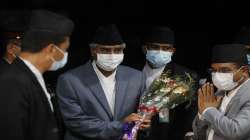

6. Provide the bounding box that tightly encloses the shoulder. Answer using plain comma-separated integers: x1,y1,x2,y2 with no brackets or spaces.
169,63,199,80
118,65,142,77
240,80,250,102
0,64,30,84
59,61,91,79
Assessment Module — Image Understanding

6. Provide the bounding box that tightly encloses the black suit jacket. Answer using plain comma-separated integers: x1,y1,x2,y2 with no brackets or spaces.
0,58,62,140
0,58,9,72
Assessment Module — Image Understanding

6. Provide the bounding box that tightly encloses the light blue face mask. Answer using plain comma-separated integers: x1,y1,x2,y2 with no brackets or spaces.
146,50,173,68
247,54,250,65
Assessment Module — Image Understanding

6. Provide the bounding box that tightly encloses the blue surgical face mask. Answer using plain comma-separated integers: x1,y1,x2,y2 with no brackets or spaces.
247,54,250,65
146,50,173,68
49,46,68,71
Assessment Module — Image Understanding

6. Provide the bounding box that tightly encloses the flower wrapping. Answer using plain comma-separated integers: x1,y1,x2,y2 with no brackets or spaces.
122,70,196,140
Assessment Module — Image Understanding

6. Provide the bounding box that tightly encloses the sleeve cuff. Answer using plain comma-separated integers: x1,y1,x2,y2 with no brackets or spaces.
198,107,216,120
202,107,216,115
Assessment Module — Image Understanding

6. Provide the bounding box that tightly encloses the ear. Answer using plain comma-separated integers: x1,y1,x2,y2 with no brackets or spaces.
6,43,19,54
90,47,96,57
172,47,176,53
42,44,55,54
6,44,13,53
242,66,249,77
234,66,249,81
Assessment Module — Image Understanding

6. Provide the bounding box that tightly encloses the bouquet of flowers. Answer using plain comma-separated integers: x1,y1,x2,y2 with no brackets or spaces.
122,70,196,140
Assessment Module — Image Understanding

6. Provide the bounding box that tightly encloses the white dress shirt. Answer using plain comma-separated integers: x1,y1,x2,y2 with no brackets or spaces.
92,61,117,115
19,57,54,112
205,79,250,140
142,63,166,90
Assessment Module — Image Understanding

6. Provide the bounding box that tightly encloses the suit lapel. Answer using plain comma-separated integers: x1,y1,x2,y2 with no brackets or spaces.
14,58,53,115
83,62,113,120
225,80,250,115
114,68,128,119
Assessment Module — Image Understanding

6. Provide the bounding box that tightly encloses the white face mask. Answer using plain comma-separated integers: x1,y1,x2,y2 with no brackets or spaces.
49,46,68,71
96,53,124,71
212,72,238,91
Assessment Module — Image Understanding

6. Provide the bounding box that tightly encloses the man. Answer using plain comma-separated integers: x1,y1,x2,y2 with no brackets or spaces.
57,24,150,140
0,10,74,140
234,26,250,69
193,44,250,140
0,10,29,68
0,32,22,66
141,26,199,140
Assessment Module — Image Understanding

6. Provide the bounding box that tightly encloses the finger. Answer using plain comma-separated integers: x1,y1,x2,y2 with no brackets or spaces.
210,84,216,101
133,116,142,121
139,124,151,129
216,95,223,102
128,115,141,122
209,83,214,102
201,84,207,97
202,84,208,103
198,89,203,107
133,114,143,119
198,88,203,100
206,83,212,102
142,119,151,123
206,83,211,102
210,84,214,95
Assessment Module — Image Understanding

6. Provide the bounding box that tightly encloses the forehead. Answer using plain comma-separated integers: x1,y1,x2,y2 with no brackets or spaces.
146,43,174,48
95,44,125,49
211,63,238,69
148,43,173,46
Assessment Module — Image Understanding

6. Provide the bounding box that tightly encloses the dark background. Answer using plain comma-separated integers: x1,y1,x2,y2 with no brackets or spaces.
1,0,250,84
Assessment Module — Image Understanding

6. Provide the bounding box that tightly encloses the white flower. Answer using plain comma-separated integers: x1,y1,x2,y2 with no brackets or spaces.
162,97,169,103
146,100,153,106
153,96,161,102
171,104,177,109
160,88,171,93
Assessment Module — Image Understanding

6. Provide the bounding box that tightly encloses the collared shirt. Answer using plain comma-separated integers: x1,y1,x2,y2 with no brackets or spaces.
92,61,117,115
206,79,250,140
19,57,54,112
142,63,166,90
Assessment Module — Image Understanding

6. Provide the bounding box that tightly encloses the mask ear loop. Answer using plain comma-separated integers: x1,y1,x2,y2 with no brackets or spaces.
54,45,65,55
233,66,245,83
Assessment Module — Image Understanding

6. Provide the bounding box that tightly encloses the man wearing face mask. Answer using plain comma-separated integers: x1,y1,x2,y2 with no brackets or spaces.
0,10,29,69
141,26,199,140
0,10,74,140
57,24,150,140
193,44,250,140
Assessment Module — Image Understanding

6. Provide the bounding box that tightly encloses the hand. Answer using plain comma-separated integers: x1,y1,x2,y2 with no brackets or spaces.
198,83,222,114
122,113,151,130
123,113,142,123
139,116,151,130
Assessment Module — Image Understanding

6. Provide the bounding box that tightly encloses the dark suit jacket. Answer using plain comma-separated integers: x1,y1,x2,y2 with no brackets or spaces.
56,61,145,140
0,58,63,140
143,62,199,140
0,58,9,72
